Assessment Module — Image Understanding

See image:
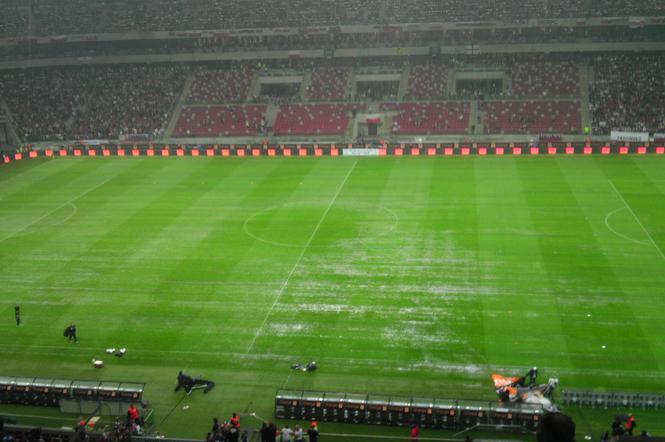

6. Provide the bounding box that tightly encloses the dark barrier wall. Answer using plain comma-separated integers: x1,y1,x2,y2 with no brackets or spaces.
274,389,544,431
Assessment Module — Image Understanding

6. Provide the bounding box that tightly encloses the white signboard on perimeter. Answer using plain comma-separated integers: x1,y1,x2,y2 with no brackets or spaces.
343,148,380,156
610,131,649,142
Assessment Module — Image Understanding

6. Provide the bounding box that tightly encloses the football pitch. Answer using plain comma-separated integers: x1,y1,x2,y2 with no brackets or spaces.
1,155,665,439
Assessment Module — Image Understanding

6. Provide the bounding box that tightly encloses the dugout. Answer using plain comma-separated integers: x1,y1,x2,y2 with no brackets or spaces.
0,376,145,412
275,389,544,431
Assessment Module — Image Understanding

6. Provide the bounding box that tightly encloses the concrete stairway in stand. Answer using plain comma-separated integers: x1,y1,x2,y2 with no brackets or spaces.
578,63,592,135
163,74,195,139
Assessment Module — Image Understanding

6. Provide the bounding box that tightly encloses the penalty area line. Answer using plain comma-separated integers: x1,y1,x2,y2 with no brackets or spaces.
608,179,665,261
0,176,112,244
242,159,358,357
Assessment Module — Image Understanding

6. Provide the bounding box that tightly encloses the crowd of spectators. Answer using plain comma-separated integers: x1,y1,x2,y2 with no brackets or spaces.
5,25,660,65
1,0,663,39
481,100,582,134
253,83,302,105
383,102,470,134
307,66,350,101
0,69,78,141
588,0,665,17
187,67,253,104
356,81,399,101
0,0,29,39
3,53,665,140
406,62,448,100
589,54,665,134
173,105,267,137
273,103,361,135
509,61,579,98
0,64,187,141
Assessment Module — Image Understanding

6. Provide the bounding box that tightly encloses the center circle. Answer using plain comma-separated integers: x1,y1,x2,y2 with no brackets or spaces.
243,202,399,248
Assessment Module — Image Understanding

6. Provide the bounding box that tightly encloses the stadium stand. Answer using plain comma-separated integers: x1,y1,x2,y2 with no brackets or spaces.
172,105,267,137
481,100,582,134
589,54,665,134
405,62,448,100
382,102,470,134
187,67,253,104
273,103,361,136
0,65,186,141
1,0,664,39
307,66,351,102
509,61,580,98
588,0,665,17
0,0,29,38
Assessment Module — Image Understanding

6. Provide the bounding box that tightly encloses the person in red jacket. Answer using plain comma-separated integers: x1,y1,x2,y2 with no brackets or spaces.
410,425,420,441
128,404,140,424
230,412,240,428
626,414,636,436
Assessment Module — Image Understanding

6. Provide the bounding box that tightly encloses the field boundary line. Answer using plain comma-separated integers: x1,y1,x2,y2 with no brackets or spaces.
243,159,358,356
608,180,665,261
6,343,665,379
0,177,111,243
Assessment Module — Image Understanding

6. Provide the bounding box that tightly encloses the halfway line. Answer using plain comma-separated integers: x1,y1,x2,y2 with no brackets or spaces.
243,160,358,356
608,179,665,261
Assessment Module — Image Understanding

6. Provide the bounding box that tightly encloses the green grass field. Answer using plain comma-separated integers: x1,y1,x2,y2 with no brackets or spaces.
1,156,665,440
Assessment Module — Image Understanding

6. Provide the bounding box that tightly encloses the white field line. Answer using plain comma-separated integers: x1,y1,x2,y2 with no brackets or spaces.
604,207,650,245
243,159,358,356
5,343,665,379
608,180,665,261
0,177,111,243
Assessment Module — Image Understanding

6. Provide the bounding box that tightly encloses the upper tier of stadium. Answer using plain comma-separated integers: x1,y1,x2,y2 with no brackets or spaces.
1,0,665,38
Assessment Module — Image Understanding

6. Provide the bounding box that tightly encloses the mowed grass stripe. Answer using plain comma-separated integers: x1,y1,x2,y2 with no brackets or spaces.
243,159,360,358
601,157,665,258
139,159,322,358
474,158,570,377
0,158,117,241
0,158,187,367
264,158,400,395
591,158,665,375
88,159,262,362
516,158,661,390
557,157,665,379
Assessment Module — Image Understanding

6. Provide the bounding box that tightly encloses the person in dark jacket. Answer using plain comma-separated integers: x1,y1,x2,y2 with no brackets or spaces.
536,412,575,442
306,423,319,442
64,323,78,342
